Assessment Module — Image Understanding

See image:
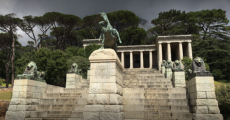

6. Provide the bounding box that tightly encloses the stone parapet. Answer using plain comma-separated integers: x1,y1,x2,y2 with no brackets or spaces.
83,49,124,120
172,71,186,88
187,77,223,120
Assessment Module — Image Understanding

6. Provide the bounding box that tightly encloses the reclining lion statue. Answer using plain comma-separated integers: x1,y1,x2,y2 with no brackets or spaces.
188,57,212,79
68,63,81,75
16,61,45,81
172,60,183,71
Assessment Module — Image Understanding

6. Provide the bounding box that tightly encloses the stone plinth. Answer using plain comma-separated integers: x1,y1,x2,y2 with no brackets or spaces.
5,79,47,120
161,66,165,74
165,67,172,78
187,76,223,120
172,71,186,88
83,49,124,120
66,73,81,88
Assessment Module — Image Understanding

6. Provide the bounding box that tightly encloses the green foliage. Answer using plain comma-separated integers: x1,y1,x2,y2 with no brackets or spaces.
45,50,68,86
107,10,140,32
65,46,84,57
67,56,90,79
34,48,51,71
216,84,230,120
181,57,192,80
84,44,101,58
120,27,147,45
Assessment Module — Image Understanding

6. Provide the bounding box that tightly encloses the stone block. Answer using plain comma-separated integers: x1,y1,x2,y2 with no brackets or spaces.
102,83,122,95
5,111,30,120
14,79,37,86
95,94,110,105
194,114,223,120
82,112,100,120
84,105,104,112
124,105,144,111
89,83,103,94
104,105,123,112
90,63,116,70
124,112,144,119
195,84,215,92
191,99,218,106
13,85,31,92
189,77,214,86
190,92,206,99
192,106,208,114
100,112,124,120
110,94,122,105
207,92,216,99
208,106,220,114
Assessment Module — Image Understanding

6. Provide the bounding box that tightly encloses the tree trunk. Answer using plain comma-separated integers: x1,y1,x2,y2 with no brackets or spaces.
5,61,10,88
11,35,15,87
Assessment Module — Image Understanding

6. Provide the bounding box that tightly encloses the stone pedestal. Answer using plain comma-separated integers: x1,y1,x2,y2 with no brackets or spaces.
165,67,172,78
161,66,165,74
187,76,223,120
172,71,186,88
83,49,124,120
5,79,47,120
66,73,81,88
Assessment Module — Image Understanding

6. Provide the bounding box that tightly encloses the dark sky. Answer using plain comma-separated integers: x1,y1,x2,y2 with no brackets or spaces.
1,0,230,46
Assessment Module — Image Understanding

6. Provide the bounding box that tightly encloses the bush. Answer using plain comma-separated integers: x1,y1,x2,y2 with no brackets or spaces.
216,84,230,120
84,44,101,58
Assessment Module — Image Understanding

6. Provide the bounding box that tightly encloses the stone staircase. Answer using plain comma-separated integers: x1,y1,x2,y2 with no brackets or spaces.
32,79,89,120
123,69,193,120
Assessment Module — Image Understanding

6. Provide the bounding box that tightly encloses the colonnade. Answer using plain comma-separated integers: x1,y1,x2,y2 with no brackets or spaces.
157,42,193,70
119,51,153,69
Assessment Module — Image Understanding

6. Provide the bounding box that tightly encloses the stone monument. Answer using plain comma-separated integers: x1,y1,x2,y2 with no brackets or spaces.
83,49,124,120
16,61,45,82
165,60,172,78
98,11,122,51
66,63,82,88
187,57,223,120
172,60,186,87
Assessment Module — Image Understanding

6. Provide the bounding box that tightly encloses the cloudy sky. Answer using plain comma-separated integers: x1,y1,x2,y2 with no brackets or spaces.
0,0,230,46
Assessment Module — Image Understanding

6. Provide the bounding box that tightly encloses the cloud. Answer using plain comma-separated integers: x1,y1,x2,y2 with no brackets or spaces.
0,0,230,46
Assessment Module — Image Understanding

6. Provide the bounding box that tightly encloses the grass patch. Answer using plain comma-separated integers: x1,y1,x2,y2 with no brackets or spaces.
0,91,12,101
215,81,226,85
0,83,11,87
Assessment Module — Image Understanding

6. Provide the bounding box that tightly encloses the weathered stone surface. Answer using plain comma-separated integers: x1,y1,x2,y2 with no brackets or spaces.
172,71,186,88
100,112,124,120
194,114,223,120
192,106,208,114
191,99,218,106
83,112,100,120
208,106,220,114
165,67,172,78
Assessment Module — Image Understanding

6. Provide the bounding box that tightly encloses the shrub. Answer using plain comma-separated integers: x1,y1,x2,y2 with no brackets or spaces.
216,83,230,120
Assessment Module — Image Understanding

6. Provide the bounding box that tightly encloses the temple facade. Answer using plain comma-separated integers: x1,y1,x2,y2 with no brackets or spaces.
83,34,193,70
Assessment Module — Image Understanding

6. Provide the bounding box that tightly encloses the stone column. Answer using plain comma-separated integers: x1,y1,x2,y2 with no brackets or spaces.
158,43,162,70
140,51,144,69
149,51,152,69
167,43,171,61
83,49,124,120
188,42,193,60
130,51,133,69
187,76,223,120
172,71,186,88
121,52,124,68
66,73,81,88
179,42,183,60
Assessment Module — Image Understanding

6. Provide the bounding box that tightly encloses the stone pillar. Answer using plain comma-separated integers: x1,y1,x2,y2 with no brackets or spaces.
167,43,171,61
5,79,47,120
83,49,124,120
66,73,81,88
130,51,133,69
149,51,152,69
188,42,193,60
87,70,90,80
140,51,144,69
187,76,223,120
172,71,186,88
121,52,124,68
179,42,183,60
158,43,162,70
161,66,165,74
